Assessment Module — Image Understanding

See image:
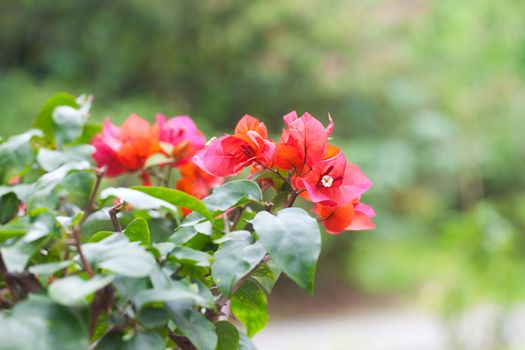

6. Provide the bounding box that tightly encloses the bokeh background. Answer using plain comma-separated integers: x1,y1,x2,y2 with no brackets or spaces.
1,0,525,349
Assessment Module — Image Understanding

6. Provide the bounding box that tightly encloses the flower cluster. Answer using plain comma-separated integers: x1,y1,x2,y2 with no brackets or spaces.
194,112,375,234
91,114,223,199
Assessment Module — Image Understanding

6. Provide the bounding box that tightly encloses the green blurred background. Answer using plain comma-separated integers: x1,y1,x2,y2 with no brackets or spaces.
2,0,525,346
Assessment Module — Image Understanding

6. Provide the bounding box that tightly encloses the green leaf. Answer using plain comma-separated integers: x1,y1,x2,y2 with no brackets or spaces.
0,218,31,242
52,103,90,146
125,331,165,350
133,286,211,310
238,332,257,350
100,187,177,213
171,246,213,267
48,275,114,306
144,153,174,168
251,260,282,294
0,192,19,225
251,208,321,292
29,260,75,275
0,129,42,180
166,302,217,350
0,220,50,272
203,180,262,212
33,92,79,140
138,307,170,329
82,234,156,278
230,279,268,337
27,161,91,211
212,231,266,297
215,321,239,350
125,217,150,245
0,295,88,350
88,231,113,243
37,145,94,172
132,186,212,219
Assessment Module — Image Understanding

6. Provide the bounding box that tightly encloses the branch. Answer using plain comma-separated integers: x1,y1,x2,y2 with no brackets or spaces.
168,331,197,350
72,225,94,277
84,166,106,217
108,202,124,232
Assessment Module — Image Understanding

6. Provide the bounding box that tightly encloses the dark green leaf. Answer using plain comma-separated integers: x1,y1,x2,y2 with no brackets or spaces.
125,217,150,245
251,208,321,292
216,321,239,350
251,260,282,294
166,302,217,350
125,331,165,350
0,192,19,225
203,180,262,211
0,295,88,350
230,279,268,337
212,231,266,297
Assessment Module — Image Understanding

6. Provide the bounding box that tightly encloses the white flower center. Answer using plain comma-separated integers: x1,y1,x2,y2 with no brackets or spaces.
321,175,334,188
206,136,217,146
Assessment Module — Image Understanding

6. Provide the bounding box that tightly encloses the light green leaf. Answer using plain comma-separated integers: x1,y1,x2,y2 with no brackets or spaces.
0,129,42,179
133,287,211,310
29,260,75,275
251,208,321,292
37,145,94,172
215,321,239,350
125,217,150,245
132,186,212,219
211,231,266,297
33,92,79,141
27,161,91,211
238,332,257,350
0,220,51,272
82,234,156,278
48,275,114,306
231,279,268,337
144,153,174,168
88,231,113,243
100,187,177,213
166,302,217,350
171,246,214,267
0,295,88,350
203,180,262,211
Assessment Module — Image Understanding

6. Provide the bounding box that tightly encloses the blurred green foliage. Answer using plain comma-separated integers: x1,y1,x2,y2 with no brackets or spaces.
1,0,525,315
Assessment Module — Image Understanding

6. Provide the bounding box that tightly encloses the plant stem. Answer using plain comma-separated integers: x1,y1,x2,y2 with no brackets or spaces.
72,225,94,277
84,166,106,217
108,202,124,232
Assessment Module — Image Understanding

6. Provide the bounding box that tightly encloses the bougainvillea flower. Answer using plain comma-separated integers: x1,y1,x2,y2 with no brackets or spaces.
92,114,159,176
299,152,372,207
176,162,224,200
155,114,206,164
315,200,376,234
193,115,275,177
274,111,334,173
92,119,125,176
